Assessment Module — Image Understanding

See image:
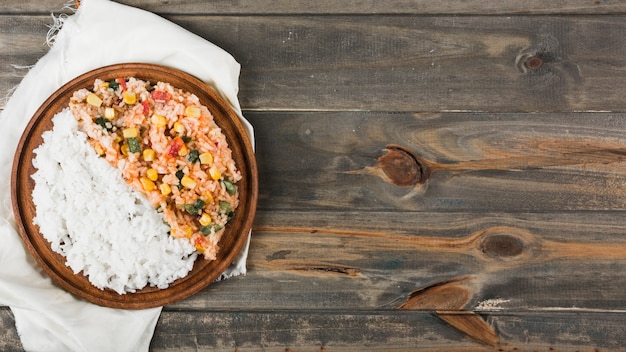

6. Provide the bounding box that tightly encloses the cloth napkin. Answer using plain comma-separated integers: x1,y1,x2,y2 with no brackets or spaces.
0,0,253,351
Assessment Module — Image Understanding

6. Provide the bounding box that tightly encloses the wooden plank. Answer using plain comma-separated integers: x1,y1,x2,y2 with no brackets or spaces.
163,210,626,313
246,111,626,212
0,15,54,100
150,311,626,351
2,0,626,15
1,15,626,112
3,307,625,351
178,15,626,112
0,308,21,352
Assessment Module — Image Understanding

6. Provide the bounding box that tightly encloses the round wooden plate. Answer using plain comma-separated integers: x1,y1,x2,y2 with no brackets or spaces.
11,63,258,309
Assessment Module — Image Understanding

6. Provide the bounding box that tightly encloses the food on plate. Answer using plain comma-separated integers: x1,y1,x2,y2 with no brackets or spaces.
30,76,241,293
70,77,241,260
32,109,197,294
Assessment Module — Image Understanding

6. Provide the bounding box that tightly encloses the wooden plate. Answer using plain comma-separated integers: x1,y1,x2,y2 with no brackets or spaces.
11,63,258,309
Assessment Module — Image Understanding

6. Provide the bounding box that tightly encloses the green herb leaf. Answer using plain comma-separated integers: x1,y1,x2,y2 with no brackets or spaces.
219,200,231,213
127,137,141,153
193,198,206,210
94,117,113,132
222,179,237,195
108,80,120,90
187,149,199,163
175,170,185,180
200,224,223,236
183,204,199,215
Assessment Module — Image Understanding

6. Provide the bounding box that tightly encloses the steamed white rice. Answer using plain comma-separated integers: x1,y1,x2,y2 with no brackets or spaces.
31,109,198,294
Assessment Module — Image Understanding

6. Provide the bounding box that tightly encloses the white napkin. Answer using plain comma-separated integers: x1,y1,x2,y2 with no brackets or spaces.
0,0,253,351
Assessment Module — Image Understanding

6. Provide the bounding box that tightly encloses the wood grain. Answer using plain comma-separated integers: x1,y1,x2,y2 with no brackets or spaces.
2,0,625,15
3,0,626,350
2,15,626,112
149,311,626,351
3,307,626,351
246,111,626,212
149,210,626,313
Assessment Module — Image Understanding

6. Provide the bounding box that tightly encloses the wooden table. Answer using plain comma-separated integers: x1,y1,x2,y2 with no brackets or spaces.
3,1,626,350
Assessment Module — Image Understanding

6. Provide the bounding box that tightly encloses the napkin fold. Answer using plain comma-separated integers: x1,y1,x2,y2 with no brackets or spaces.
0,0,252,351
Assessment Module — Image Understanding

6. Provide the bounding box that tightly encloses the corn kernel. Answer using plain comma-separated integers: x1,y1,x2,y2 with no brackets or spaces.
123,91,137,105
94,144,105,156
178,144,189,157
122,127,138,138
120,143,129,156
159,183,172,196
98,82,109,89
146,168,159,181
142,148,155,161
181,175,196,189
104,107,116,119
86,93,102,107
209,166,221,181
204,192,214,203
173,121,185,135
199,213,212,227
150,114,167,128
140,177,155,191
184,105,201,118
199,152,213,165
183,227,193,238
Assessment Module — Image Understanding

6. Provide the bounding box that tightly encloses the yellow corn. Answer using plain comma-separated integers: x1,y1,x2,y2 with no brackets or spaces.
209,165,221,180
150,114,167,128
86,93,102,107
204,192,214,203
98,82,109,89
199,152,213,165
178,144,189,157
142,148,155,162
122,127,138,138
120,143,129,156
181,175,196,189
199,213,212,227
146,168,159,181
94,144,105,156
173,121,185,135
183,227,193,238
140,177,155,191
159,183,172,196
104,107,116,119
184,105,201,118
123,91,137,105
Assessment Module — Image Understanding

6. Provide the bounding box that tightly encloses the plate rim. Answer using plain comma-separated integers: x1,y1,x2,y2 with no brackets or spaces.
10,63,258,309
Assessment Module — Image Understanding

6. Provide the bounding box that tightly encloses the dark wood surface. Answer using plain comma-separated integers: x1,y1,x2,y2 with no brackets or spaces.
3,1,626,351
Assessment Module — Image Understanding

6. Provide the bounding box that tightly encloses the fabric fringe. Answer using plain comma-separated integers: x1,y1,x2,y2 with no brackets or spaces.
46,0,78,47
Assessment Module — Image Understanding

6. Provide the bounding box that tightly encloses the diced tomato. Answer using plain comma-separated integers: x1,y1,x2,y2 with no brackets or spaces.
167,136,184,157
116,78,127,91
194,236,206,252
151,90,171,102
141,100,150,115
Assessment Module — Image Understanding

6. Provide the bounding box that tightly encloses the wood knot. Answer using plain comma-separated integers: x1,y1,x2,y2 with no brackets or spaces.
480,234,524,258
474,227,541,262
525,56,543,70
375,145,429,187
515,52,546,73
398,278,471,310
